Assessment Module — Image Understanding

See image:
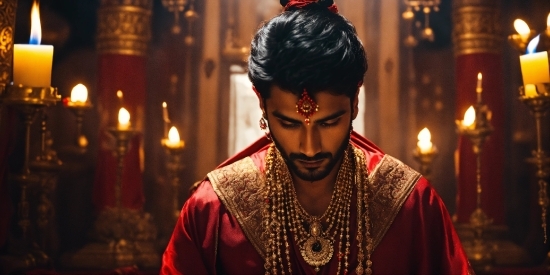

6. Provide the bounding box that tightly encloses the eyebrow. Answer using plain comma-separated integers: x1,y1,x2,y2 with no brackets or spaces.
272,110,347,124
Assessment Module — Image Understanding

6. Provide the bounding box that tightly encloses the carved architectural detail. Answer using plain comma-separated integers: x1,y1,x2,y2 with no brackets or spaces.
96,0,153,56
0,0,17,87
452,0,502,56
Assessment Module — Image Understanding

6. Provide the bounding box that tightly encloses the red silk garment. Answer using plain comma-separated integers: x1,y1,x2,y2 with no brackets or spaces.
161,133,472,274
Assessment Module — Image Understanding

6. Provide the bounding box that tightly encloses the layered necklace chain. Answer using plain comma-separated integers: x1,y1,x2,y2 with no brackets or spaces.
262,143,373,275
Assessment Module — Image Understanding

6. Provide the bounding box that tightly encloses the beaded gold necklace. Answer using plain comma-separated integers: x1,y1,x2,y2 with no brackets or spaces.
262,144,373,275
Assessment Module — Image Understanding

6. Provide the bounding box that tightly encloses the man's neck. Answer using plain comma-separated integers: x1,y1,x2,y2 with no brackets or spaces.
291,157,343,217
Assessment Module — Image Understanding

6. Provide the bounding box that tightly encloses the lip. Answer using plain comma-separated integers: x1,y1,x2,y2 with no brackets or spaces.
298,159,324,168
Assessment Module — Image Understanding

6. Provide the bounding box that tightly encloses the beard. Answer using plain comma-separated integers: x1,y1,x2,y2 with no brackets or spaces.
271,125,351,182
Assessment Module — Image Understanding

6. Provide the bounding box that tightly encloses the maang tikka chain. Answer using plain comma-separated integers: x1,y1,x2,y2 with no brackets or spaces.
296,89,319,125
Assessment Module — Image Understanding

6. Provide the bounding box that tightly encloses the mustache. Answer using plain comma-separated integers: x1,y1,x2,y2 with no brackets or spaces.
289,152,332,162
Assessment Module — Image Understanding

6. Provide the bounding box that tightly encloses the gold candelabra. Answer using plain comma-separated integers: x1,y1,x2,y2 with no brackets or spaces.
63,97,92,152
161,135,185,221
402,0,441,46
107,127,136,210
1,83,60,270
508,15,550,248
518,83,550,244
412,128,438,182
456,96,494,268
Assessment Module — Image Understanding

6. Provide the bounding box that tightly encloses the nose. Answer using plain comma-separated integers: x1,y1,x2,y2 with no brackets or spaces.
300,126,321,157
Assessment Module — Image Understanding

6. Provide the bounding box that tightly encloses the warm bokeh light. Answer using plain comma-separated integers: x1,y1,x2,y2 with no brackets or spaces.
168,126,180,142
70,83,88,103
117,90,123,100
513,19,531,41
118,107,130,130
547,13,550,31
30,1,41,44
417,127,433,154
462,106,476,127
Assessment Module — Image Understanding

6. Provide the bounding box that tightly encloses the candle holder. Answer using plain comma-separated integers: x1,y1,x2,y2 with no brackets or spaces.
412,146,437,182
67,126,159,269
63,98,93,152
508,30,538,54
107,127,136,210
518,83,550,244
456,100,494,268
1,84,59,270
29,111,62,257
161,138,185,221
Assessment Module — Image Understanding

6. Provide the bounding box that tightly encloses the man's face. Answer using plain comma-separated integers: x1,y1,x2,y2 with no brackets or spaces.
261,86,358,182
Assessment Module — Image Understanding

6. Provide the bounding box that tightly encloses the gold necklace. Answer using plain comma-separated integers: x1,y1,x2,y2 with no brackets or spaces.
262,144,372,275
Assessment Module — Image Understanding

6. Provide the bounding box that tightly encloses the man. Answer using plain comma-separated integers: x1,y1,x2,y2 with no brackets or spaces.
162,0,473,274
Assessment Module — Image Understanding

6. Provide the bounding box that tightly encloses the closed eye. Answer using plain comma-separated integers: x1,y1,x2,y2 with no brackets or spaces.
280,120,301,129
319,118,340,128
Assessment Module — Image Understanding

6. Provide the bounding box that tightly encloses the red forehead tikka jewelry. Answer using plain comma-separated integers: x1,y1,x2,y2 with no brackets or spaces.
296,89,319,125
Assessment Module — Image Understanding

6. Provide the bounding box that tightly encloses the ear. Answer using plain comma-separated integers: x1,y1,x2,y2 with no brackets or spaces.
351,86,360,120
253,86,266,116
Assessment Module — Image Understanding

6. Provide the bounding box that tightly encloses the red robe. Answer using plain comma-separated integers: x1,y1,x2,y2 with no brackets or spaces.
161,133,473,274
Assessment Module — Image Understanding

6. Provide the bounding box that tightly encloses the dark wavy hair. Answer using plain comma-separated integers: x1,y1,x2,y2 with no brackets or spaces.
248,0,367,99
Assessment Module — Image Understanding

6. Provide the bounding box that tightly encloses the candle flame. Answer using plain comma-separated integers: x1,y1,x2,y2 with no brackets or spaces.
462,106,476,127
29,0,42,45
70,84,88,103
513,19,531,39
547,13,550,30
117,90,123,99
477,72,482,81
162,102,167,108
526,35,540,54
118,107,130,125
417,127,431,142
168,126,180,142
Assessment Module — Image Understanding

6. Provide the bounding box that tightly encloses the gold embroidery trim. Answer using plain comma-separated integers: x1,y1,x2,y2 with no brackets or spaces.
367,154,421,249
209,151,421,260
208,157,267,258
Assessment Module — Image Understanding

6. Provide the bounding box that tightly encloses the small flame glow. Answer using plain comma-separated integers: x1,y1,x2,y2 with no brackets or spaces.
462,106,476,127
526,35,540,54
547,13,550,30
29,1,41,45
168,126,180,143
70,84,88,103
118,107,130,126
417,127,431,142
514,19,531,38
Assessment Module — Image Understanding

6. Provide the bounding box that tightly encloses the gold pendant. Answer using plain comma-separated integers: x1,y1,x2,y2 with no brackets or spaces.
300,221,333,272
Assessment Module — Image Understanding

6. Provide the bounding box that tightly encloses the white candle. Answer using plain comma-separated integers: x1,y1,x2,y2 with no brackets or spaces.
13,1,53,87
118,107,131,130
417,127,433,154
476,72,482,103
70,84,88,103
162,102,170,138
519,35,550,85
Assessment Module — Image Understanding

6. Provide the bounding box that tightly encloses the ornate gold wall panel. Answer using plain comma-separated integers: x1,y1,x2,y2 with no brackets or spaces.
96,0,152,56
0,0,17,87
452,0,502,56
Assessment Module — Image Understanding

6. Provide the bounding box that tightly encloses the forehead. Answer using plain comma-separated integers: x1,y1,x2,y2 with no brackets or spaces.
266,86,350,116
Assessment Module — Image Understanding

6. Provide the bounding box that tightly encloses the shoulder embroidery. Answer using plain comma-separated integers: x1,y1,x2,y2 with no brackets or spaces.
366,154,421,249
207,157,267,258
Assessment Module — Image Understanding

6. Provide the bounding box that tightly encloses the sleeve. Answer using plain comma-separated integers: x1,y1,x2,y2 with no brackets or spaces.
410,178,475,275
160,181,220,275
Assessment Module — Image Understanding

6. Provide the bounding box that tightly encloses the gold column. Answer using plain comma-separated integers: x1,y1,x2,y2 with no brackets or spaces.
0,0,17,90
62,0,160,270
453,0,530,268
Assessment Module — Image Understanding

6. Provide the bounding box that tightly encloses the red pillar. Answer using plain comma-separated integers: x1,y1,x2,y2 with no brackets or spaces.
93,1,152,212
452,0,505,225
